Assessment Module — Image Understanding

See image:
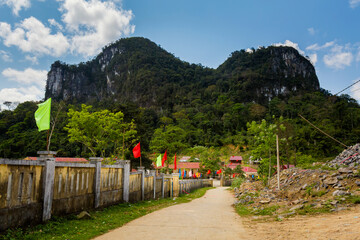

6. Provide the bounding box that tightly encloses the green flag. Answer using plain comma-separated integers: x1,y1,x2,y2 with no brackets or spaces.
156,154,162,167
35,98,51,132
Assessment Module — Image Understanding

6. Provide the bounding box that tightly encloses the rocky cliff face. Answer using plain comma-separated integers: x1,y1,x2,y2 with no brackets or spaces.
45,37,320,107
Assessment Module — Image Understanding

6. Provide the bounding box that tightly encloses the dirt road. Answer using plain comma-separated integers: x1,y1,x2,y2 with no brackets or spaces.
245,206,360,240
93,187,248,240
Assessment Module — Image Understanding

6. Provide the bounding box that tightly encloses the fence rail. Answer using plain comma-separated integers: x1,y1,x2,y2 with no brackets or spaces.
0,158,212,231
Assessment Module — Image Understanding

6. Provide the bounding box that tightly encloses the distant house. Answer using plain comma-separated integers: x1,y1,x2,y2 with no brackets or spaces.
230,156,243,164
154,162,201,177
242,166,258,176
24,157,88,163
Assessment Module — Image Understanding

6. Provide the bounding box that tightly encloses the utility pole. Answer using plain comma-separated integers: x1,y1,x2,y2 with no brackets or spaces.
276,134,280,190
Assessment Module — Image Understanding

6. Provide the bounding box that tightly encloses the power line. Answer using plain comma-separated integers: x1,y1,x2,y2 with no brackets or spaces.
334,79,360,96
298,114,348,148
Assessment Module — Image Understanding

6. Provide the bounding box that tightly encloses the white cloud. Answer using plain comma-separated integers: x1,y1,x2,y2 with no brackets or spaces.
25,55,38,64
58,0,135,56
308,27,316,35
245,48,254,54
48,18,63,31
0,50,12,62
273,40,305,56
306,41,334,51
350,0,360,8
309,53,318,65
2,67,47,88
0,86,43,109
0,17,70,57
0,0,31,15
323,46,353,69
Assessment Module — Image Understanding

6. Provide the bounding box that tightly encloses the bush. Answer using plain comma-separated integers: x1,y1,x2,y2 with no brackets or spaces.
231,177,245,189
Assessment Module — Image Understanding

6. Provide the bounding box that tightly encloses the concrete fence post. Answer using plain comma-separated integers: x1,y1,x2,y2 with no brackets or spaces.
172,173,179,197
137,167,145,201
150,170,156,199
90,157,102,208
123,160,130,202
161,174,165,198
42,158,55,221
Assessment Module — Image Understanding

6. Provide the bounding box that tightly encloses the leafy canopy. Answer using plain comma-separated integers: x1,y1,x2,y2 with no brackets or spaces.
64,104,137,158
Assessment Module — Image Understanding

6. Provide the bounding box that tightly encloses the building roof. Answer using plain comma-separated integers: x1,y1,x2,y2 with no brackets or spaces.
230,156,243,161
242,167,257,173
154,162,200,169
25,157,88,163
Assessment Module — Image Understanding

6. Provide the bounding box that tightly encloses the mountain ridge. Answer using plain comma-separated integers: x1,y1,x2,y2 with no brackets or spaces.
45,37,320,109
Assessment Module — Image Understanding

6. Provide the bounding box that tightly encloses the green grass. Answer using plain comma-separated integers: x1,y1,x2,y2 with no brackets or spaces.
235,204,279,217
235,205,253,217
296,204,332,215
1,187,214,240
345,195,360,204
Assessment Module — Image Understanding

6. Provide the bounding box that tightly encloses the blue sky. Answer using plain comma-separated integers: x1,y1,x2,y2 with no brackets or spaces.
0,0,359,109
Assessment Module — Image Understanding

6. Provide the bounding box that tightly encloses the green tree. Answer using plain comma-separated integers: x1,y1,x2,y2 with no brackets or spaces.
64,104,137,157
199,148,221,175
150,125,188,157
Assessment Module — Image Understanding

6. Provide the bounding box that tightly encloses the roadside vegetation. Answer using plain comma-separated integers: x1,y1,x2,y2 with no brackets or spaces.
0,187,214,240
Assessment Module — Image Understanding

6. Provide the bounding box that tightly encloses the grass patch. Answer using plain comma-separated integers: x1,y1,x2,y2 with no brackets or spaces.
235,204,279,217
1,187,214,240
235,205,253,217
296,204,332,215
345,195,360,204
254,205,280,216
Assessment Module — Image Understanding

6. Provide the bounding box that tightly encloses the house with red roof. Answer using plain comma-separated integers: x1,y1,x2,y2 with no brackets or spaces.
153,162,201,177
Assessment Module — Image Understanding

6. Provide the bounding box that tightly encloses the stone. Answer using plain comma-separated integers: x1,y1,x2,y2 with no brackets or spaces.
330,200,338,205
77,211,91,220
336,175,344,180
290,204,304,211
338,168,353,174
259,199,271,204
323,178,338,185
332,190,350,196
301,184,308,190
356,181,360,186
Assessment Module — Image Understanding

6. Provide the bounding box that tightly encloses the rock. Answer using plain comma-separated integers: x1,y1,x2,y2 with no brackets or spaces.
324,178,338,185
356,181,360,186
77,211,91,220
245,195,253,202
301,184,308,190
259,199,271,204
330,200,338,205
338,168,353,174
290,204,304,211
332,190,350,196
336,175,344,180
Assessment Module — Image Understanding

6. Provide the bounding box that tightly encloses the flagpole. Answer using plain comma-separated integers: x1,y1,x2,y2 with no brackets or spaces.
140,155,142,167
46,129,50,152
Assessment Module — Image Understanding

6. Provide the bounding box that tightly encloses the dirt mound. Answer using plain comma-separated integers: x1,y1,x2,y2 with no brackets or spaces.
234,165,360,218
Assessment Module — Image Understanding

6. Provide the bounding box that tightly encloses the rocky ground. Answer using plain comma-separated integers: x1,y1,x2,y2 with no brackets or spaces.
233,145,360,239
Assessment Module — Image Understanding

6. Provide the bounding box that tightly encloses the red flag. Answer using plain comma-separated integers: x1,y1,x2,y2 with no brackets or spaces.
162,150,167,167
207,170,211,174
232,173,235,178
132,142,141,158
218,169,222,174
174,153,177,170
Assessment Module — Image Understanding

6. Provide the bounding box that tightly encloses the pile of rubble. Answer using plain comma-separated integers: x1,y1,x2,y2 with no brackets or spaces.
328,143,360,167
234,165,360,218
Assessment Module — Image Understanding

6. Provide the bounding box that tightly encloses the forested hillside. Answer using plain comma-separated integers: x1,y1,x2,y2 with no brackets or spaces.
1,37,359,168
